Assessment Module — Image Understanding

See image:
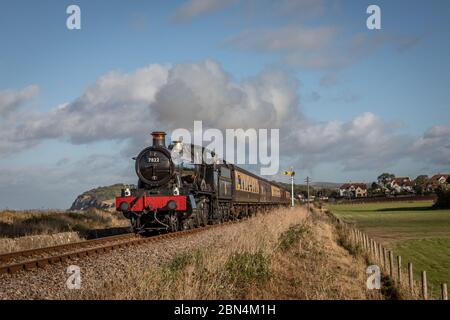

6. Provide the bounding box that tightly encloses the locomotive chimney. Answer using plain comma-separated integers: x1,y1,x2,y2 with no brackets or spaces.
151,131,166,147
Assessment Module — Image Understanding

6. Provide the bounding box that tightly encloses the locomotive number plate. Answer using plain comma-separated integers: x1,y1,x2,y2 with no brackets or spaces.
147,157,160,163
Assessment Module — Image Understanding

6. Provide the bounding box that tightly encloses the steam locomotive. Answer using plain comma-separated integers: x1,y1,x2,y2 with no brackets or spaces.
116,132,291,233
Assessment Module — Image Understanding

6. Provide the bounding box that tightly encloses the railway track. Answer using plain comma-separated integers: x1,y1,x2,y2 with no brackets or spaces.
0,220,240,275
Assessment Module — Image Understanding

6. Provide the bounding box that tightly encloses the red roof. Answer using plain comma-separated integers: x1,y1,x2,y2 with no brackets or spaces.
430,174,450,183
340,183,367,190
392,177,414,187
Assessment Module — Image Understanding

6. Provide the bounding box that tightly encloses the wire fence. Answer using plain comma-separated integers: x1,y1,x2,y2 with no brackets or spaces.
317,205,448,300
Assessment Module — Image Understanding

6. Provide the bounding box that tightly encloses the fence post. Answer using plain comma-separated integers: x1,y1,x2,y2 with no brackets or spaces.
422,271,428,300
383,247,387,270
378,243,382,264
442,284,448,300
408,262,413,294
397,256,402,285
389,251,394,278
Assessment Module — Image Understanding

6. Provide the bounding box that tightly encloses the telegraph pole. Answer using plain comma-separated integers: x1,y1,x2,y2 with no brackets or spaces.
305,176,311,213
283,167,295,207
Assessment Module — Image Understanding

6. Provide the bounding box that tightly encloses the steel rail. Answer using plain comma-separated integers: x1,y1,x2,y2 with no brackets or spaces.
0,220,241,275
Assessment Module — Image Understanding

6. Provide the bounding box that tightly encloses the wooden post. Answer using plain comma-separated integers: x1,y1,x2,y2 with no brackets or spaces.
383,247,387,269
375,242,379,262
408,262,413,294
389,251,394,278
442,284,448,300
370,240,374,257
422,271,428,300
378,243,383,265
397,256,402,284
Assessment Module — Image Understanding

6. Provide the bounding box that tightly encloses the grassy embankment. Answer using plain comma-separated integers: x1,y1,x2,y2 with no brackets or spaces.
0,209,129,254
327,201,450,299
71,207,379,300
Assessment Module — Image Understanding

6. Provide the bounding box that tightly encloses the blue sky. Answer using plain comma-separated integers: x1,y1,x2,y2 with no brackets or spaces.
1,0,449,209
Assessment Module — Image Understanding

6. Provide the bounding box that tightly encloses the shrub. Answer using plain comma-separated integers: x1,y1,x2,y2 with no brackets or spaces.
433,185,450,209
225,251,270,286
277,223,309,252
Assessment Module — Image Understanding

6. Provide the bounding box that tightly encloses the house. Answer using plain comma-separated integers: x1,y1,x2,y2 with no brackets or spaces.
390,177,415,194
339,183,368,198
426,174,450,192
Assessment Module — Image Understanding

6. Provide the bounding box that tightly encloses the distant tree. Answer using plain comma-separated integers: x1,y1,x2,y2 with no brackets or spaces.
329,190,339,199
447,176,450,184
414,175,428,195
368,182,381,196
377,173,395,188
433,182,450,209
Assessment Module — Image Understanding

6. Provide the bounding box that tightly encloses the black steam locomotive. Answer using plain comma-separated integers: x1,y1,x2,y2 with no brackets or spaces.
116,132,291,233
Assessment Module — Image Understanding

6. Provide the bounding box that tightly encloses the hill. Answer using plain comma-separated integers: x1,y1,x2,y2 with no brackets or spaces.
70,184,126,211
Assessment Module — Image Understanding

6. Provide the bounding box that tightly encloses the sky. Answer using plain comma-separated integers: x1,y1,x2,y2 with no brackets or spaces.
0,0,449,209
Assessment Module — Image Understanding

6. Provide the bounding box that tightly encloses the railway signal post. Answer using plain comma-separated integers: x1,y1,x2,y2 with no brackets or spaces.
305,176,311,213
283,167,295,207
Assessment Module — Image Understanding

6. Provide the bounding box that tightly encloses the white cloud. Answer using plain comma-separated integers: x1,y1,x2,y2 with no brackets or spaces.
0,60,303,157
0,85,39,117
293,112,414,171
172,0,238,22
412,125,450,166
226,25,388,69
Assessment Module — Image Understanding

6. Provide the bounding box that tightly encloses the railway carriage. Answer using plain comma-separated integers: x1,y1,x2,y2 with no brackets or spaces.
116,132,290,234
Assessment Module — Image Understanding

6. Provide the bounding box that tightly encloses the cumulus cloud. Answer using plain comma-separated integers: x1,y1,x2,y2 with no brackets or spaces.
411,125,450,166
226,21,423,70
173,0,327,22
0,60,445,189
0,60,303,157
152,60,301,129
172,0,238,22
293,112,414,171
0,85,39,117
226,25,388,69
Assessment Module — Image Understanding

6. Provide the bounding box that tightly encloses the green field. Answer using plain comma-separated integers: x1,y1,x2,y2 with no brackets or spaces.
327,201,450,298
